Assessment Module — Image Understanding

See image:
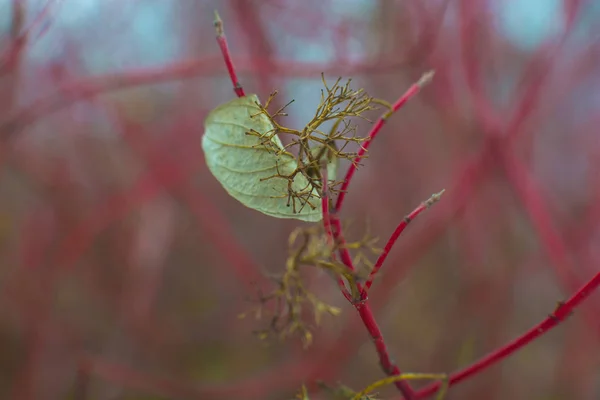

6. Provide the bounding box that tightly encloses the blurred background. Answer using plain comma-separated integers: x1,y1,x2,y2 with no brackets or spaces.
1,0,600,399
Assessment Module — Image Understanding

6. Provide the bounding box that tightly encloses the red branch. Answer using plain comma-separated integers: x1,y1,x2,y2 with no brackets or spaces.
322,187,417,397
208,23,417,398
0,56,413,138
1,0,61,75
414,270,600,398
355,301,416,399
213,10,245,98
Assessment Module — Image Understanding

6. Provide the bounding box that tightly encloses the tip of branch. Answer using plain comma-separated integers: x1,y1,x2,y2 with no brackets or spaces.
425,189,445,207
213,10,224,36
417,70,435,88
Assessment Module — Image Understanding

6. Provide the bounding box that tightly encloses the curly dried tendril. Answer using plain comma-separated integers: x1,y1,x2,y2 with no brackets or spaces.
202,94,324,221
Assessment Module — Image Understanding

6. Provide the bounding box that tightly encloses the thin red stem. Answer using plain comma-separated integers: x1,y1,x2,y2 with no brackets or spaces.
324,169,415,400
325,184,417,400
213,10,245,97
357,302,416,400
334,71,434,212
331,217,356,272
0,56,417,138
365,190,444,292
2,0,61,74
414,270,600,399
320,162,353,302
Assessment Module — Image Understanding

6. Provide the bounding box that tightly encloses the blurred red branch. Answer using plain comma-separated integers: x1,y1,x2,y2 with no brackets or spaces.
325,174,417,399
53,159,187,269
9,208,56,400
355,301,416,400
229,1,276,99
84,353,319,400
504,0,577,143
19,0,63,47
499,148,580,292
114,114,265,291
81,356,207,400
0,0,25,77
457,0,503,133
1,0,61,75
0,57,413,139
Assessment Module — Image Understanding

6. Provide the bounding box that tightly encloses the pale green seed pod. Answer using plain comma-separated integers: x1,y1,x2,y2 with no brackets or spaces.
202,94,325,221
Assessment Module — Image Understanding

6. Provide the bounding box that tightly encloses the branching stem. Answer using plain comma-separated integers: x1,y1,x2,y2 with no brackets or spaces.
365,190,445,293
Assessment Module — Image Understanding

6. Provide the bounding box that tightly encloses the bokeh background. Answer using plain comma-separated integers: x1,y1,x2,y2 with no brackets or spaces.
1,0,600,399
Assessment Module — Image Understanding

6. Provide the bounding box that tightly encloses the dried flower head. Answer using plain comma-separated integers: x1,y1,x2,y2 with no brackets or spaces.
240,223,381,347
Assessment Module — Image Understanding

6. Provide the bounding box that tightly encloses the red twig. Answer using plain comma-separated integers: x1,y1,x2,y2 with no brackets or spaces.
9,207,56,400
0,0,25,75
498,147,600,334
213,10,245,97
326,192,420,400
414,270,600,398
365,190,445,292
318,146,415,400
20,0,63,46
334,70,434,212
328,71,436,303
112,114,266,292
1,0,61,75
